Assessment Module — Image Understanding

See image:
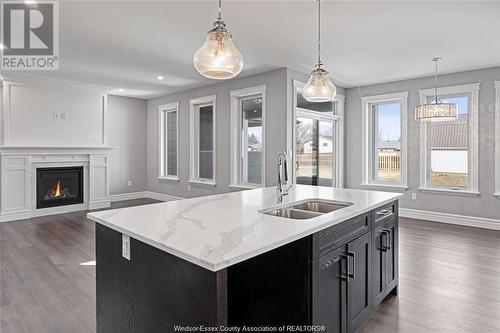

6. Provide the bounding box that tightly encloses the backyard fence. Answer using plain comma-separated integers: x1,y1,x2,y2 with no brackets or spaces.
378,151,400,171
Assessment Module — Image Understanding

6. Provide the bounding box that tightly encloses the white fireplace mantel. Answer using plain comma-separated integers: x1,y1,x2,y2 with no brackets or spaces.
0,146,114,222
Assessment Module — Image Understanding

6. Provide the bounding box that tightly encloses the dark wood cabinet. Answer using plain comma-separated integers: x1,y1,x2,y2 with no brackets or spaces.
312,246,347,333
96,200,399,333
371,201,399,307
313,230,373,333
347,232,372,333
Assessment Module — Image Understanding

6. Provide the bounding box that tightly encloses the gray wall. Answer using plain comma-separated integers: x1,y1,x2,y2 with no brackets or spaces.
107,95,148,195
345,66,500,220
147,68,288,198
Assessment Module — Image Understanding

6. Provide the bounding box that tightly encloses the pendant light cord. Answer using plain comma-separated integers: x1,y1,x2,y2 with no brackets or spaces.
317,0,321,64
218,0,222,20
434,58,438,102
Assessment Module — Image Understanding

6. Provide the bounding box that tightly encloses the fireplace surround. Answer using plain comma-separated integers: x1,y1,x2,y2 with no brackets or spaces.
0,148,112,222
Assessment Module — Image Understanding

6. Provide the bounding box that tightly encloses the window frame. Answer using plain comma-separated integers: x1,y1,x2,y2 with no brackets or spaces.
229,85,267,189
158,102,179,181
361,92,408,191
418,83,480,196
189,95,217,186
291,80,345,188
495,81,500,198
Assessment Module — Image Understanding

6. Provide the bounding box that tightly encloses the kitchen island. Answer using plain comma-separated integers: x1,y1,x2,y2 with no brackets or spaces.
88,185,402,333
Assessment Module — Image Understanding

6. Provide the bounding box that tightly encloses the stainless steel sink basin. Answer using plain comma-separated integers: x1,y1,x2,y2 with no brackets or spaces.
291,199,352,213
260,199,353,220
263,208,322,220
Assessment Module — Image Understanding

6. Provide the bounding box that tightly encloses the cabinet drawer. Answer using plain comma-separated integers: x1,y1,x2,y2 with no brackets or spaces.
315,214,370,259
373,202,397,225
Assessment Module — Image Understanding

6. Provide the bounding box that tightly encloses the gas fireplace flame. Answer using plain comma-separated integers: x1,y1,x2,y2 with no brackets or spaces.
54,180,62,197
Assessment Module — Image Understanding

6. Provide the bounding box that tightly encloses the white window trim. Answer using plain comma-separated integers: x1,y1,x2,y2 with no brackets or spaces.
189,95,217,186
361,92,409,190
229,84,267,189
418,83,480,195
291,80,345,188
495,81,500,198
158,102,179,181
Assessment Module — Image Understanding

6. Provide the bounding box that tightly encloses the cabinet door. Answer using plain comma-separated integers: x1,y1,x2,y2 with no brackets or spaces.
383,218,398,293
347,232,372,333
371,223,386,307
312,246,347,333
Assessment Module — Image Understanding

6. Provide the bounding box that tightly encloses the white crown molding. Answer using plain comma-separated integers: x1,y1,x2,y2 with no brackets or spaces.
0,73,113,95
400,208,500,231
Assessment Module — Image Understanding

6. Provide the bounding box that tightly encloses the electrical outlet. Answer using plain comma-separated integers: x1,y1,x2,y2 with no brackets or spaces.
127,180,132,186
411,192,417,200
122,234,130,260
187,184,191,192
60,113,66,120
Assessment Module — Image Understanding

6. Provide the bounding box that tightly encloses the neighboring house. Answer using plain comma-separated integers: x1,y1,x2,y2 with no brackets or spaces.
302,135,334,154
430,114,468,173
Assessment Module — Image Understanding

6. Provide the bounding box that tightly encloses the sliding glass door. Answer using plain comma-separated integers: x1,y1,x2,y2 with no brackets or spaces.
296,117,335,186
293,82,342,187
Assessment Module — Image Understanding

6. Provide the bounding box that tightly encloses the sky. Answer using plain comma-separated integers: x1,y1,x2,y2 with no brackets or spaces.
378,102,401,142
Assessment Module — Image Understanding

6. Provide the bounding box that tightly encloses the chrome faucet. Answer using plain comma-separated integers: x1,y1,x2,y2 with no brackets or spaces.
276,151,292,203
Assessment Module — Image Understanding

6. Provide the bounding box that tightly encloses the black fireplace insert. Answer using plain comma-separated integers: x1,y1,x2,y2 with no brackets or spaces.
36,167,84,209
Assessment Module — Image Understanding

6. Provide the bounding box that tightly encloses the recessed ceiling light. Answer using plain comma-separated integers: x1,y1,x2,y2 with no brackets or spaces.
118,88,124,92
157,75,164,80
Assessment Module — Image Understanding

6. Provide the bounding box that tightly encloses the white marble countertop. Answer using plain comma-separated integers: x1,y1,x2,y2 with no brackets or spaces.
87,185,402,271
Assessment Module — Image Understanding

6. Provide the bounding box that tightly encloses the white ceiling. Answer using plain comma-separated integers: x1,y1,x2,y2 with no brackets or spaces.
6,1,500,99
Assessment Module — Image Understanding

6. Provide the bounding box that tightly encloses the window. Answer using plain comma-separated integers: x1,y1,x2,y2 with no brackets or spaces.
495,81,500,197
230,85,266,188
361,92,408,190
158,102,179,180
189,95,216,185
292,81,344,187
419,83,480,195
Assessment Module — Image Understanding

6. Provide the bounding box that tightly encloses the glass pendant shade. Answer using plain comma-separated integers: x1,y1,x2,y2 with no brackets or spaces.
303,65,337,102
415,102,458,122
193,25,243,80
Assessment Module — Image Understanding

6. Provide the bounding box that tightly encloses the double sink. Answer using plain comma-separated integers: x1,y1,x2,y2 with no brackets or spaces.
261,199,353,220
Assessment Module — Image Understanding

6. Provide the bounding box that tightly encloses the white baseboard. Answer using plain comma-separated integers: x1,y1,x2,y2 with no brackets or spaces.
88,200,111,210
109,191,183,202
0,210,31,222
399,208,500,231
110,191,149,202
145,191,184,202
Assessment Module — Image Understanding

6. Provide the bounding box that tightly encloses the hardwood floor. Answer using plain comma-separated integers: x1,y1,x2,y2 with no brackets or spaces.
0,199,160,333
1,201,499,333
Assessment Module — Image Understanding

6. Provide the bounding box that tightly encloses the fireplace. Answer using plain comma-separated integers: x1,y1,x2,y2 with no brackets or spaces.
36,167,84,209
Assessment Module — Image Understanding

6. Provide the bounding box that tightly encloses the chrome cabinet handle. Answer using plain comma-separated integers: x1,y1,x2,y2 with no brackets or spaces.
376,209,393,217
339,254,348,281
382,228,392,250
347,251,356,279
380,230,389,252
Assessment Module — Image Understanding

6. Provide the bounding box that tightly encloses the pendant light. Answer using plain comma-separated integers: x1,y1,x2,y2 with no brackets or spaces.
302,0,337,102
415,57,458,122
193,0,244,80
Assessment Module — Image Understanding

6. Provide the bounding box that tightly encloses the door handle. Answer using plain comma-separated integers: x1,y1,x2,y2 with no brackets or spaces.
339,254,348,281
376,209,393,219
380,230,389,252
382,228,392,250
347,251,355,279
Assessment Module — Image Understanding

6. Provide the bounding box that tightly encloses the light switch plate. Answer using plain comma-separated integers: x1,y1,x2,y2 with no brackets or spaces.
411,193,417,200
122,234,130,260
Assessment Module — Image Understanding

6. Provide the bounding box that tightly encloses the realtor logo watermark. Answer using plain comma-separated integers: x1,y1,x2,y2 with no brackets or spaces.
1,1,59,70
